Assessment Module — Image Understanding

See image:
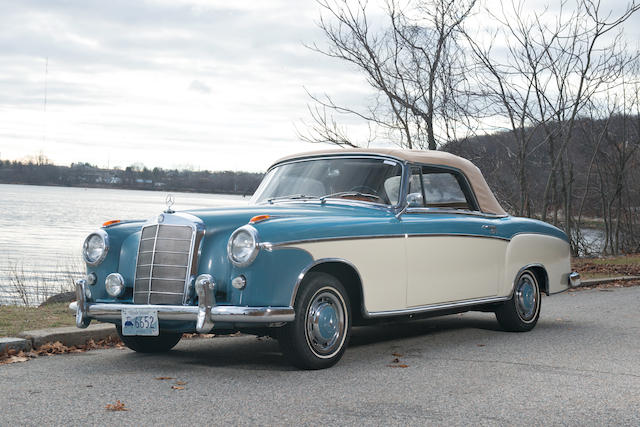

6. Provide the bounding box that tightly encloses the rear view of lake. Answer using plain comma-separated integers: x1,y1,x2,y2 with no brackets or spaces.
0,184,247,305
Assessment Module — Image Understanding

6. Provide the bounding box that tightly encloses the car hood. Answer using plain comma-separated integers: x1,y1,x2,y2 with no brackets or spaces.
184,201,398,245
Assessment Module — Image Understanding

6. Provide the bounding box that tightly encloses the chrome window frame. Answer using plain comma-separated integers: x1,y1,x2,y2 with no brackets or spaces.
403,162,480,212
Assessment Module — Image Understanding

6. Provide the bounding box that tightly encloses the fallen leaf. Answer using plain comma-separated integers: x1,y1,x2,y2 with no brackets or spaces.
387,364,409,368
155,377,175,380
391,352,403,357
105,400,128,411
174,381,187,385
392,358,400,363
477,344,485,347
171,386,185,390
0,356,29,365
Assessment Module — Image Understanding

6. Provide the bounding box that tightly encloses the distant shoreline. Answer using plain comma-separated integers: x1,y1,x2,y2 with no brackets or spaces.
0,159,263,196
0,181,251,196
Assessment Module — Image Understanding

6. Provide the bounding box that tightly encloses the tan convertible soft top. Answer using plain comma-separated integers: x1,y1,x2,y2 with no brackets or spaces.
272,148,507,216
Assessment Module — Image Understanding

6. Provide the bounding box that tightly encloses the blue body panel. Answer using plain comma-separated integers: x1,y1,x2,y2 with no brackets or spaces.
85,201,568,319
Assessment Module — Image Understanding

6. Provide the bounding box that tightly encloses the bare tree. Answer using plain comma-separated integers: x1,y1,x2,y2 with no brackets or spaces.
300,0,478,150
467,0,639,241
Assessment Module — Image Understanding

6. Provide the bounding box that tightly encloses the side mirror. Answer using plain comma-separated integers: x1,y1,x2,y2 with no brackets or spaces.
406,192,423,207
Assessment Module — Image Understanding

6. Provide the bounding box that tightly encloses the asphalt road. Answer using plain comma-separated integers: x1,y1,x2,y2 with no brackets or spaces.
1,287,639,426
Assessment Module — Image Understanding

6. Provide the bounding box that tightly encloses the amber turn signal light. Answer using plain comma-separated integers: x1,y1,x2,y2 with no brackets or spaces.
102,220,122,227
249,215,271,224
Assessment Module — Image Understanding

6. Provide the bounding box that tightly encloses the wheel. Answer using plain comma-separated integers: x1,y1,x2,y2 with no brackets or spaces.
495,269,541,332
116,326,183,353
279,272,351,369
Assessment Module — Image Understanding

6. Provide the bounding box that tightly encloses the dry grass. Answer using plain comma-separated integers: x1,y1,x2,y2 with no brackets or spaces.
0,302,76,337
572,254,640,279
1,259,82,306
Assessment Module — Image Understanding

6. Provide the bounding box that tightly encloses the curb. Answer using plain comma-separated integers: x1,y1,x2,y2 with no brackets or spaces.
0,337,32,353
16,323,118,349
576,275,640,287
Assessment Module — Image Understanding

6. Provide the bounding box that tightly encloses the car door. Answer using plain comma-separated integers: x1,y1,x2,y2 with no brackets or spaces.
402,165,507,307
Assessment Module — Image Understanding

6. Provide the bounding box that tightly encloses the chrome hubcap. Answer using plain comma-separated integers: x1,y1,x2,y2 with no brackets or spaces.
305,288,346,357
515,273,538,321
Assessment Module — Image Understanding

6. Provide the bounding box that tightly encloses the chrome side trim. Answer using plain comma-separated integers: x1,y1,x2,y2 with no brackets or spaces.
404,208,508,218
364,295,511,318
268,232,510,250
69,302,295,324
289,257,365,310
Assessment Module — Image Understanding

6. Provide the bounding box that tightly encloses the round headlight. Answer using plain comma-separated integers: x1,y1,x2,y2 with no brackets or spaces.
227,226,259,267
82,231,109,265
105,273,125,297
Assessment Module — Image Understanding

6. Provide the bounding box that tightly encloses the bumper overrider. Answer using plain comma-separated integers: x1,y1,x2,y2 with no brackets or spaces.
71,277,295,333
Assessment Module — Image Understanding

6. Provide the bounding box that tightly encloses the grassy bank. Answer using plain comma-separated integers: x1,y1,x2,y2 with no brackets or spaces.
572,254,640,279
0,303,75,337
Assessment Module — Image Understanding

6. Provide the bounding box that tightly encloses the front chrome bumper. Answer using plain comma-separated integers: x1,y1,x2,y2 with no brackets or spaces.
72,278,295,333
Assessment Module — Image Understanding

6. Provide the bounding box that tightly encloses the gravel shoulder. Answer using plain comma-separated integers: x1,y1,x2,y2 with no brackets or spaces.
1,286,639,425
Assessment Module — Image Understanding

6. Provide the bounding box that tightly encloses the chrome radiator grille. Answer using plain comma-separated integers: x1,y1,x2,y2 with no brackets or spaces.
134,224,195,305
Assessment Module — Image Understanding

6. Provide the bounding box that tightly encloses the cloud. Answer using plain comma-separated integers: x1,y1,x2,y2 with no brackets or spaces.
188,80,211,94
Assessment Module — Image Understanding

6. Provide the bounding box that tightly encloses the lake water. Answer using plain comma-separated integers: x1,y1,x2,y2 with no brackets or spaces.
0,184,247,305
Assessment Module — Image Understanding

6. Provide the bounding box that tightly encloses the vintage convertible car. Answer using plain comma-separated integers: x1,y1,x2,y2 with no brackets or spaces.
72,149,580,369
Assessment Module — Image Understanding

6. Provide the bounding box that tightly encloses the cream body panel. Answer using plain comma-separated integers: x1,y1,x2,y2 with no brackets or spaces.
406,236,507,307
290,238,407,312
503,234,571,295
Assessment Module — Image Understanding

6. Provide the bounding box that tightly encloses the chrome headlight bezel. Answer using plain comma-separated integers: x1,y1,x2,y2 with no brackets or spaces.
227,225,260,267
105,273,125,297
82,230,109,266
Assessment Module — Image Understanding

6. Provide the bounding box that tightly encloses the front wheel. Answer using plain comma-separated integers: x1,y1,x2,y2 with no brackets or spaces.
116,327,183,353
495,269,541,332
279,272,351,370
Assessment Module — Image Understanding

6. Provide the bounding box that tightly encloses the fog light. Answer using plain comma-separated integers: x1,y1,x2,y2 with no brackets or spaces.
86,272,97,286
105,273,125,297
232,275,246,290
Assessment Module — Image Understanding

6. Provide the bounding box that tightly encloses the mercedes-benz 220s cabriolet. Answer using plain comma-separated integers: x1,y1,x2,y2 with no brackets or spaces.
72,149,581,369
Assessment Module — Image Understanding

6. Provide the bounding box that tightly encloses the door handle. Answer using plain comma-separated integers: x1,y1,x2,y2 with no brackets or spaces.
482,224,497,234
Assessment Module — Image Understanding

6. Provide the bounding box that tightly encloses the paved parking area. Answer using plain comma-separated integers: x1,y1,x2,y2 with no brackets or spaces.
1,287,639,425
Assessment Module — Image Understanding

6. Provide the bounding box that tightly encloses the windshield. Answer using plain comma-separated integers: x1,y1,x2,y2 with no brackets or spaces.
252,157,404,205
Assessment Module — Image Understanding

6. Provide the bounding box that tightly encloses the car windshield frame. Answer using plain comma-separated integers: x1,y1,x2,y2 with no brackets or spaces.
251,155,407,208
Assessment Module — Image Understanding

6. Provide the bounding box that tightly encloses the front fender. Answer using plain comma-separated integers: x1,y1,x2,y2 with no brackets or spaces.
226,247,314,307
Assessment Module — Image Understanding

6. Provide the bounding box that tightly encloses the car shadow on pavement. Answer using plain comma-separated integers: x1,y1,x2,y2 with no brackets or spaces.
113,313,574,370
349,313,502,348
119,335,294,371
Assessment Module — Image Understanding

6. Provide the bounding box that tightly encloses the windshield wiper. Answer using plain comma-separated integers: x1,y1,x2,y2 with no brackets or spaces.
267,194,318,204
320,191,380,204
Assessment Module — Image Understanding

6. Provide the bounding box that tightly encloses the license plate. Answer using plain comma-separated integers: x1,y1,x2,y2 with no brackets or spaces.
122,308,159,336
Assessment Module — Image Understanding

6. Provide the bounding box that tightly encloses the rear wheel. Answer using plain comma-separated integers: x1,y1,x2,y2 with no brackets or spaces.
279,272,351,370
116,327,183,353
495,269,541,332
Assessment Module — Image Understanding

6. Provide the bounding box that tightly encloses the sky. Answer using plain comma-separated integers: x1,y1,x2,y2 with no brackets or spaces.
1,0,639,172
0,0,373,172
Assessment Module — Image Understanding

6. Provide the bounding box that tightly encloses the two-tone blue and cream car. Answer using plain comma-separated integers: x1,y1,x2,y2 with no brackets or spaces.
72,149,580,369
